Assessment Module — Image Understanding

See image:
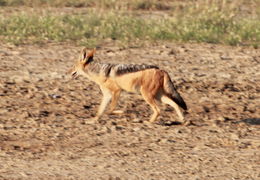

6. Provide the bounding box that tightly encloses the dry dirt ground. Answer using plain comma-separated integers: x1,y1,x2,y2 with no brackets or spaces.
0,42,259,179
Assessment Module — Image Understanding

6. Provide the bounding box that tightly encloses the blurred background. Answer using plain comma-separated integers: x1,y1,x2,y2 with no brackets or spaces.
0,0,260,48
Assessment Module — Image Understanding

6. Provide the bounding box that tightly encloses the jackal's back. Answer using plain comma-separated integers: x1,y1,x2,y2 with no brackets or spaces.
114,64,158,76
86,62,158,77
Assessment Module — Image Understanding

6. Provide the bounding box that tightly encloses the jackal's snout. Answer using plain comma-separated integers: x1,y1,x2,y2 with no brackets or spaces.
67,66,78,79
71,71,78,79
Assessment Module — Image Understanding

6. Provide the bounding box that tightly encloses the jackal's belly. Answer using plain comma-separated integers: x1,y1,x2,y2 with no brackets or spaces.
116,80,140,93
114,75,142,93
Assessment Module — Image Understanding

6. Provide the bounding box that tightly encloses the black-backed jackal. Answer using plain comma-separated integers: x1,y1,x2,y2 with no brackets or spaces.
69,48,187,124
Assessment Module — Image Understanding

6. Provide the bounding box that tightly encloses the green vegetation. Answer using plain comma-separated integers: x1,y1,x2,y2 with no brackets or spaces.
0,0,117,8
0,0,260,47
0,0,173,9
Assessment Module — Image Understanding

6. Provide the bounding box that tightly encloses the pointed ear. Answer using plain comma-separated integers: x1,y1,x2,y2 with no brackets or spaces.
84,48,96,64
81,47,88,61
87,48,96,59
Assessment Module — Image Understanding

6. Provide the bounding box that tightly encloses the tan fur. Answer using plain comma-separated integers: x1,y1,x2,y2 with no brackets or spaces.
69,48,187,124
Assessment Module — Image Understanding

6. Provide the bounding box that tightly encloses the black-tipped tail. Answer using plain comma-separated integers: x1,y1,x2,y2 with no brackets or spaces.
171,92,188,110
163,71,188,110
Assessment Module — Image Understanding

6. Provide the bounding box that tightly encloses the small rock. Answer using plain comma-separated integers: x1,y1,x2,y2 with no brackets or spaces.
49,94,61,99
217,116,225,121
132,118,142,123
115,126,124,131
230,133,239,141
133,127,141,131
218,72,231,79
160,139,168,143
220,56,232,60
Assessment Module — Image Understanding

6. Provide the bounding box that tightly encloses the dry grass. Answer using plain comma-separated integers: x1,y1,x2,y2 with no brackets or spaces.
0,0,259,47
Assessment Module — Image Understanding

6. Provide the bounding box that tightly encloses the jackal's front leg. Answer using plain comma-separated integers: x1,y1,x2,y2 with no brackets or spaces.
108,90,123,114
89,87,112,123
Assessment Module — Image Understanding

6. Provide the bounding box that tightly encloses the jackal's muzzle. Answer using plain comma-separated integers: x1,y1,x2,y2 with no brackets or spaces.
71,71,78,79
67,68,78,79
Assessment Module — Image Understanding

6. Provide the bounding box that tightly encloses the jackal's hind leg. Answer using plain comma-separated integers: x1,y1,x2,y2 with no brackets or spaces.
141,88,160,123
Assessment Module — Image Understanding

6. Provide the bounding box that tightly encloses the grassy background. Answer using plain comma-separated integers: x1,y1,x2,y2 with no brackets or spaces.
0,0,260,47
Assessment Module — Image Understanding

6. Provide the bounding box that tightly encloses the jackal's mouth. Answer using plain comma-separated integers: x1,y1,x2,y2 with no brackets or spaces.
71,71,78,79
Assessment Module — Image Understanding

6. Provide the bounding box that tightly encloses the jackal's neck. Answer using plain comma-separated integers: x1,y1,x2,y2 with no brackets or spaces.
84,61,101,74
84,62,115,77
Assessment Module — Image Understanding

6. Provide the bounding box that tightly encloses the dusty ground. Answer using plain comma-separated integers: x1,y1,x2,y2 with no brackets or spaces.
0,41,259,179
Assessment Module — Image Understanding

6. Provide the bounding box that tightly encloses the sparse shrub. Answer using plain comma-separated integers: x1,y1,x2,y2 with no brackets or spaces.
132,0,171,10
0,0,6,6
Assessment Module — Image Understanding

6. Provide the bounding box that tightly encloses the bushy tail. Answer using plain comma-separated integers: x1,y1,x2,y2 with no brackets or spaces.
163,72,187,110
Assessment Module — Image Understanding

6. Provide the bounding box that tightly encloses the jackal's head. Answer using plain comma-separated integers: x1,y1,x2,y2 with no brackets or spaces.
69,48,96,78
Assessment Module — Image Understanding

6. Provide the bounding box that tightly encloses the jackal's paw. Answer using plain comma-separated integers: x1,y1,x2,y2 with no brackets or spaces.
181,119,190,126
144,121,154,128
109,110,124,114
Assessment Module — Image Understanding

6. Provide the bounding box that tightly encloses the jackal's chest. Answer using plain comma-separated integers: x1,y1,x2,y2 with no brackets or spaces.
83,71,106,85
